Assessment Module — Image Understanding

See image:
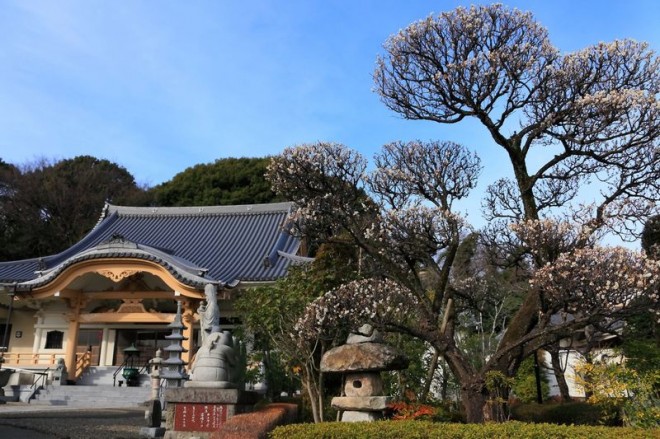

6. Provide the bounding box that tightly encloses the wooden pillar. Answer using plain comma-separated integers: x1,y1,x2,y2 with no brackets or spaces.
181,299,195,366
64,295,84,379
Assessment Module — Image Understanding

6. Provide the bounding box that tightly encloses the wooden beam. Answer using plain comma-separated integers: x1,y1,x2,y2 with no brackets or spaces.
78,312,176,324
79,291,179,300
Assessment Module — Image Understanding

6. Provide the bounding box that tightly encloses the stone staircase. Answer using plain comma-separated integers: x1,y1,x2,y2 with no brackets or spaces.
76,366,150,387
29,366,152,408
30,383,151,407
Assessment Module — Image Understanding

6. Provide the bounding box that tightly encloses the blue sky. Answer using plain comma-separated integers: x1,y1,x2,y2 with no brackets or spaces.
1,1,658,232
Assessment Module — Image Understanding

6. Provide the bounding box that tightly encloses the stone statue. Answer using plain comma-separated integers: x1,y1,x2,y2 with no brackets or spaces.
198,283,220,345
53,358,68,385
187,330,237,388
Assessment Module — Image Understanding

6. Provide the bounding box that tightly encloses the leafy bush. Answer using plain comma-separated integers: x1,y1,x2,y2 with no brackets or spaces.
386,401,435,420
512,356,550,403
511,402,619,426
484,370,516,421
385,400,463,423
575,361,659,428
270,420,658,439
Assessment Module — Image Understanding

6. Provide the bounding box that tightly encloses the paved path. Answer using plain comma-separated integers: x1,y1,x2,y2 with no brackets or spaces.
0,403,146,439
0,424,56,439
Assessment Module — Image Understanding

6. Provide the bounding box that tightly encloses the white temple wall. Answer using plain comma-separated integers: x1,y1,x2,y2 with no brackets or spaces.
2,309,36,354
542,348,623,399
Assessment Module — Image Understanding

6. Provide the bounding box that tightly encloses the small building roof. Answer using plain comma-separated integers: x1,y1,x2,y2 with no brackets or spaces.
0,202,308,290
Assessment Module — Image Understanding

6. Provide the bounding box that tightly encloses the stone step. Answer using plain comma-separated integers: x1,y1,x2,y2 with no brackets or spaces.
30,384,151,407
34,386,150,395
77,366,151,386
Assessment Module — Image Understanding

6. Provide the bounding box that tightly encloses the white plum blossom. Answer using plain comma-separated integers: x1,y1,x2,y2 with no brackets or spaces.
294,278,419,346
376,5,660,241
531,246,660,317
269,3,660,423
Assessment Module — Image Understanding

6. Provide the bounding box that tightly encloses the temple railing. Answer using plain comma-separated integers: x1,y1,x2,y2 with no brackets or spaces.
75,350,92,380
0,352,61,366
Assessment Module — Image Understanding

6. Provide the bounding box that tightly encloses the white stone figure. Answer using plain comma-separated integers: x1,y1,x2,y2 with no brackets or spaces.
53,358,68,385
198,283,220,346
187,330,237,388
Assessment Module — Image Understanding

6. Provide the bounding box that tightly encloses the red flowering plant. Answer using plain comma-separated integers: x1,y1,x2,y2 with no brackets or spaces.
386,401,436,421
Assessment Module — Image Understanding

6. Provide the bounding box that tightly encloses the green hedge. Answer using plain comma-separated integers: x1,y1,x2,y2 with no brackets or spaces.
511,402,619,426
270,420,658,439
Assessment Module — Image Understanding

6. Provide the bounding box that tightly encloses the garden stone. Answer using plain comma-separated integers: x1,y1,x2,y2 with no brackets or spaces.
346,324,383,344
341,411,381,422
320,342,408,372
344,372,383,397
321,327,408,422
331,396,390,411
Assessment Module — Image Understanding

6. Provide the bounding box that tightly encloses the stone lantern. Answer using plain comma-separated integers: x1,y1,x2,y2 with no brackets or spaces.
321,325,408,422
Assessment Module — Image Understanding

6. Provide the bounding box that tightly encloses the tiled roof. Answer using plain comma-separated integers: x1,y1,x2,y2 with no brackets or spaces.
0,202,306,290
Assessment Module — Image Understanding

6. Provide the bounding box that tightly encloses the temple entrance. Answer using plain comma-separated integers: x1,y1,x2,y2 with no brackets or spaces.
114,327,171,366
77,329,103,366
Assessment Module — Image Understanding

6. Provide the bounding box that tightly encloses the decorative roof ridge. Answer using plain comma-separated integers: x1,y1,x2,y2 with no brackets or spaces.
0,203,119,270
105,201,293,217
276,250,315,263
90,202,112,230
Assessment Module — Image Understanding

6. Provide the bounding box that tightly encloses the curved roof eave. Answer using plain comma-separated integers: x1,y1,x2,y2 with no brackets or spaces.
15,237,223,292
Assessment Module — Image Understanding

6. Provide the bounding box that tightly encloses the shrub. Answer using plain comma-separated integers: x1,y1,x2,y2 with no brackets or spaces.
270,420,658,439
574,361,660,428
212,403,297,439
385,400,463,423
511,402,619,426
386,401,435,420
512,356,550,403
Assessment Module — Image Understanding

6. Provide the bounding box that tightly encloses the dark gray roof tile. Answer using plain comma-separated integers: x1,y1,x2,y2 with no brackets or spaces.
0,202,302,290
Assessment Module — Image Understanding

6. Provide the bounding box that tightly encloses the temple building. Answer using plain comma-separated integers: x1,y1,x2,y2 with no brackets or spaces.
0,202,307,383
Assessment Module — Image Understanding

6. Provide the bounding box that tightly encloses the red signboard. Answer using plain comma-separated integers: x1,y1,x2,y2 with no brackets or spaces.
173,403,228,432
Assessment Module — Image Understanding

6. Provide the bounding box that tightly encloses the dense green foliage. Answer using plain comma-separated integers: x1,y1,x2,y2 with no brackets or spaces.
574,360,659,428
271,420,657,439
0,156,146,260
622,309,660,378
511,402,620,426
642,215,660,259
149,157,278,206
235,241,364,421
0,155,280,261
620,220,659,426
382,334,435,401
0,159,19,260
236,241,364,350
512,357,550,404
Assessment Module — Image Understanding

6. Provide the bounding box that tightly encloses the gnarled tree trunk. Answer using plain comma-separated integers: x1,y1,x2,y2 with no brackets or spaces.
460,378,489,423
548,345,571,401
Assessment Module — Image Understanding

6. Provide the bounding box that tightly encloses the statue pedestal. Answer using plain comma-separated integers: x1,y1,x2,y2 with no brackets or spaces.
163,388,259,439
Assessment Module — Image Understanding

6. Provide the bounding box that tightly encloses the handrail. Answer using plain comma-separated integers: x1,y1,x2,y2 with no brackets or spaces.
138,362,150,376
75,351,92,380
30,367,50,390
